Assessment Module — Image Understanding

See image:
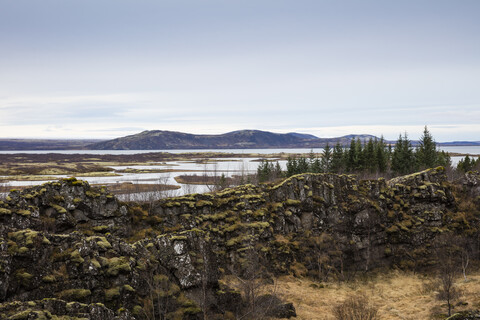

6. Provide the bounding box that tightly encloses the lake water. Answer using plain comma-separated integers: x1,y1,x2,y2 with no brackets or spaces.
1,145,479,155
1,146,479,199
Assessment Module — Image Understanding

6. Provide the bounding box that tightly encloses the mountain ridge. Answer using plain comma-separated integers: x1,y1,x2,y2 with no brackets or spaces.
0,130,479,150
87,129,382,150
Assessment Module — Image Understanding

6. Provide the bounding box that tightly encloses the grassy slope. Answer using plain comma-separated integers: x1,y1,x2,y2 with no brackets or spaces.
273,271,480,319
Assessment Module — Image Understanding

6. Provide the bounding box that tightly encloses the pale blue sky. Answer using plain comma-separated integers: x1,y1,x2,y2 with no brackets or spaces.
0,0,479,141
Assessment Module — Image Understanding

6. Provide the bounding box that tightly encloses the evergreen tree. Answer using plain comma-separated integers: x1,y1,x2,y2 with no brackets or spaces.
355,138,365,171
274,161,283,179
391,133,416,175
297,156,310,173
286,156,298,177
257,159,273,182
321,143,332,173
364,138,375,172
347,138,357,172
374,137,388,173
330,143,344,173
457,155,479,172
437,151,451,168
309,150,322,173
417,126,437,169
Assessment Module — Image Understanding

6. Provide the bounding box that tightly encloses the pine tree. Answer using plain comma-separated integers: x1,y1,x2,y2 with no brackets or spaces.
321,143,332,173
286,156,298,177
355,138,364,171
297,156,310,173
309,150,322,173
257,160,273,182
417,126,437,169
364,138,375,172
391,133,416,175
437,151,451,168
374,137,388,173
457,155,479,172
347,138,357,172
274,161,283,179
330,143,344,173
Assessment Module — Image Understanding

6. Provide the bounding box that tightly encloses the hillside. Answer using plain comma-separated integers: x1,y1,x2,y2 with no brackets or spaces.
1,168,480,319
87,129,379,150
0,139,104,151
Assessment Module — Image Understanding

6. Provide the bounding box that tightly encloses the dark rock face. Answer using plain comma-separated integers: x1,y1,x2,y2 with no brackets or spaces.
447,311,480,320
0,168,476,319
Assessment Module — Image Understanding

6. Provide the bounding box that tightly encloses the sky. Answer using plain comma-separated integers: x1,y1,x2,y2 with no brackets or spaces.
0,0,479,142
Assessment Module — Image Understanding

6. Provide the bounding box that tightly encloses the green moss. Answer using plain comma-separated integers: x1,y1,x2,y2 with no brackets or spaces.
204,210,230,221
57,288,92,301
17,247,29,254
51,204,67,214
86,236,112,250
16,209,31,216
9,310,34,320
70,250,84,264
0,208,11,215
253,208,267,217
92,225,109,233
170,235,188,241
8,229,39,247
102,257,131,276
90,258,101,268
42,275,56,283
165,201,181,207
132,306,144,315
15,270,33,284
105,287,120,301
53,195,65,202
286,199,301,206
196,200,213,207
386,225,399,233
86,190,101,198
123,284,135,292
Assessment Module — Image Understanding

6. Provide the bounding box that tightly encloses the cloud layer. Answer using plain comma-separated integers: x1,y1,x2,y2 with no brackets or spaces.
0,0,479,141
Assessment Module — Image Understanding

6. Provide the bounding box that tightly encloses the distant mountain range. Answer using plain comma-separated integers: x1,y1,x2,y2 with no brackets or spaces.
0,139,103,151
87,130,381,150
0,130,479,151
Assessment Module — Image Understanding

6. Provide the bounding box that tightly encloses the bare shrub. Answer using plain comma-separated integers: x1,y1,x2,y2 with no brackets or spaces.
434,233,463,316
332,293,379,320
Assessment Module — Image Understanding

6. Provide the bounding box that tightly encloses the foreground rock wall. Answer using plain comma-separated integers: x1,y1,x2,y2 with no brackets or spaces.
0,167,476,319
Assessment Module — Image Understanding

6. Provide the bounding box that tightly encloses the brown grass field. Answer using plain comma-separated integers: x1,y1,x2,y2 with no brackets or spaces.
271,271,480,319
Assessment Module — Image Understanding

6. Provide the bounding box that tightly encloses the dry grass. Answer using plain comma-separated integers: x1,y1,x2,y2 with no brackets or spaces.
272,271,480,320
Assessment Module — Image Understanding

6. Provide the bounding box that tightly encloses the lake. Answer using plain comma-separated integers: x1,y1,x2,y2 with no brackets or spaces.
1,146,479,199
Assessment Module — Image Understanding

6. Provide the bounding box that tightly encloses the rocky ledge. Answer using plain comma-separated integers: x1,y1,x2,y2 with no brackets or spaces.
0,167,478,319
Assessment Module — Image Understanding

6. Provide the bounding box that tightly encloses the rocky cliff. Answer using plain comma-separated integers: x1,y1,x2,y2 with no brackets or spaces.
0,168,479,319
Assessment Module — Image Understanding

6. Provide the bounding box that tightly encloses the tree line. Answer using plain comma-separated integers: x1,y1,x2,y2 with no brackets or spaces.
258,126,460,182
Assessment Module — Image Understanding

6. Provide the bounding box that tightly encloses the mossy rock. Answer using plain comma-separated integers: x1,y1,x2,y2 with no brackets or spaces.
16,210,31,217
101,257,131,276
42,275,56,283
105,287,120,301
286,199,301,206
0,208,12,215
69,250,85,264
92,225,109,233
57,288,92,301
123,284,135,292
